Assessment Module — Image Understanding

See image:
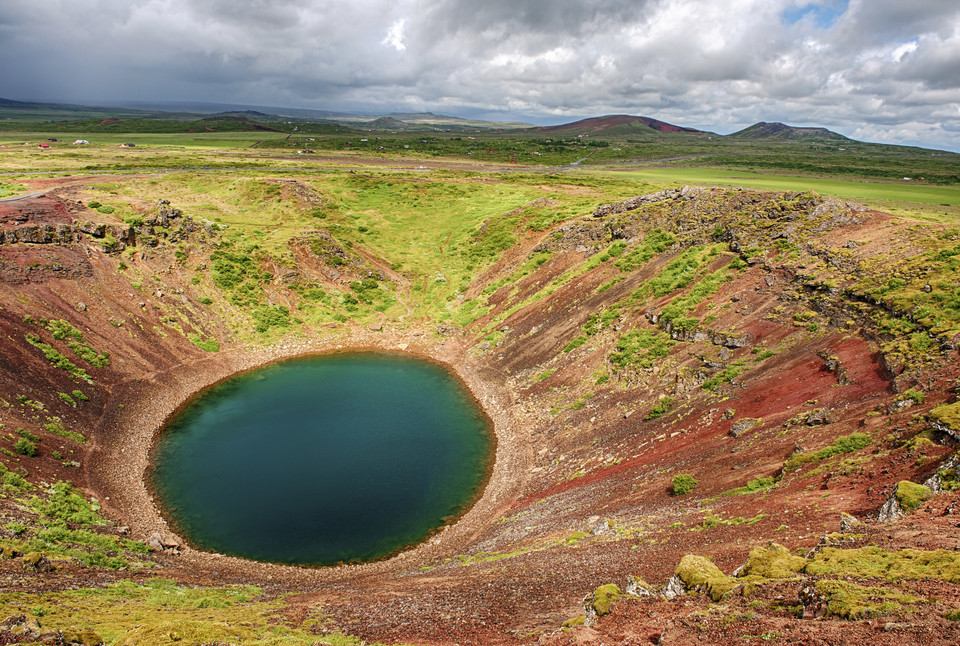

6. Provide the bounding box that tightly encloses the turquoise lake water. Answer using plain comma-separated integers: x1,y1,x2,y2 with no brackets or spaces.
149,352,492,566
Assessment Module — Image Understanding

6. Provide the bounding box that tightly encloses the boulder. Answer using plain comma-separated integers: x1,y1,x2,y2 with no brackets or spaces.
839,512,862,532
22,552,53,572
625,575,654,597
660,574,686,599
145,531,182,553
730,418,760,438
877,494,904,523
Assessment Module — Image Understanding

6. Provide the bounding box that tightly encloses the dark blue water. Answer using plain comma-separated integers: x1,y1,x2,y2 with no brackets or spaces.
150,352,492,566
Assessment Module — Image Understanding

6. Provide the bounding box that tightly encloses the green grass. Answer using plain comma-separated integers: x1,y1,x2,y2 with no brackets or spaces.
0,578,381,645
24,334,93,384
611,168,960,213
783,432,872,472
609,329,674,370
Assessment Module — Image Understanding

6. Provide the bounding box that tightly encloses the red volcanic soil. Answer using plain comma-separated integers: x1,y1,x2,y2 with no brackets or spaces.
0,195,77,229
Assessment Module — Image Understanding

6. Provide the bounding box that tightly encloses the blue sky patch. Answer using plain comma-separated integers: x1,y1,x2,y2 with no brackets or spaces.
782,0,849,29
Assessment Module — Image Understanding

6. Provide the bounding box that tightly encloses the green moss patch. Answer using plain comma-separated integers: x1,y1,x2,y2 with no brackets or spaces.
561,615,586,628
0,579,325,645
609,329,674,371
739,543,808,579
815,580,924,619
807,546,960,583
783,432,871,472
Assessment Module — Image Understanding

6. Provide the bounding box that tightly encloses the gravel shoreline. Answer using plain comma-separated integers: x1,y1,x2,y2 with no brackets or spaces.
87,325,534,585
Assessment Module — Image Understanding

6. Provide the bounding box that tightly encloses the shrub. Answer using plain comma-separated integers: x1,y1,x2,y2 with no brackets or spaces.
645,397,675,420
563,335,588,352
14,438,38,456
26,481,105,525
673,473,698,496
609,329,673,370
24,334,92,383
17,428,40,442
252,304,290,333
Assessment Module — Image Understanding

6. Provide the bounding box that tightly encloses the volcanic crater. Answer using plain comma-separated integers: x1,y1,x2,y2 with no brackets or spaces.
0,177,959,645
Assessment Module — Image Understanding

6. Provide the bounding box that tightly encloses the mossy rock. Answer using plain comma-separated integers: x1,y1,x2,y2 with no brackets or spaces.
738,543,808,579
815,579,923,619
676,554,738,601
561,615,586,628
114,620,253,645
591,583,622,616
895,480,932,512
60,627,104,646
22,551,52,572
931,401,960,432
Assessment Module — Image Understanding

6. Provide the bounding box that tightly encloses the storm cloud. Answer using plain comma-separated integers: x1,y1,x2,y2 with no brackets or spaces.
1,0,958,150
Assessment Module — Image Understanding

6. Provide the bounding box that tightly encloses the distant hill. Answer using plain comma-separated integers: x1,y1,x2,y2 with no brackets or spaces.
340,112,532,131
534,115,711,136
368,116,408,130
729,121,850,142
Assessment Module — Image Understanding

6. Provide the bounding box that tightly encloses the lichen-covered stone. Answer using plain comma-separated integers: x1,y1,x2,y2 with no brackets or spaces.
894,481,932,512
675,554,738,601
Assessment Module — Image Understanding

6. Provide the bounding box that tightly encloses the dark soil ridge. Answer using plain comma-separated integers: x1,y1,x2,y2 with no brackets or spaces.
0,184,957,645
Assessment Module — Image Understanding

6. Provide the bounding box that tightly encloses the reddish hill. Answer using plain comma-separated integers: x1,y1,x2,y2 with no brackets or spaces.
534,114,709,136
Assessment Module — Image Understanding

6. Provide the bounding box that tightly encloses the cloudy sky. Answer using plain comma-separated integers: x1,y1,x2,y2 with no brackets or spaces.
2,0,959,150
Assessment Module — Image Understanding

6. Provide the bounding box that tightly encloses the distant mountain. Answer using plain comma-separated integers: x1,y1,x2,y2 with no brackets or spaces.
200,111,272,121
0,97,44,109
113,101,344,121
729,121,850,141
341,112,532,131
534,115,710,136
368,116,408,129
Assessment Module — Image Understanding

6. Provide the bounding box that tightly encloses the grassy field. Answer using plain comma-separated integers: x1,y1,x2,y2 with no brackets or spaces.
0,131,293,148
599,167,960,222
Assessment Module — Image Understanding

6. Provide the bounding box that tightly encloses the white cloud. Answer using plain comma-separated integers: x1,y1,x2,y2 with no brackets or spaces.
382,19,407,52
